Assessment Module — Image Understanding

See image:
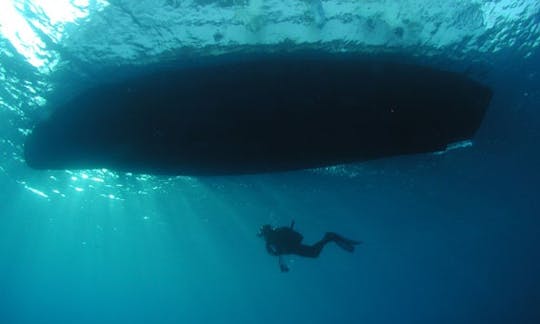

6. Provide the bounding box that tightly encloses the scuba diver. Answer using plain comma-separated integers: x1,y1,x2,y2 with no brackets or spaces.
257,221,361,272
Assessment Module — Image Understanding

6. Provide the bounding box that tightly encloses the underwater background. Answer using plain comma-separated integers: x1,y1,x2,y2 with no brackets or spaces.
0,1,539,323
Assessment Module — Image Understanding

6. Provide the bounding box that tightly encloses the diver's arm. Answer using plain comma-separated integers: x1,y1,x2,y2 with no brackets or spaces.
278,255,289,272
266,243,278,256
266,243,289,272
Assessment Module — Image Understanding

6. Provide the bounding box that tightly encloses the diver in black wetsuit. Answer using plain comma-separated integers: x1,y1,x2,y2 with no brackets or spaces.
257,221,361,272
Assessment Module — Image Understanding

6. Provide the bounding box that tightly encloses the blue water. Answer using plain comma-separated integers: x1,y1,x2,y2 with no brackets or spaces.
1,1,539,323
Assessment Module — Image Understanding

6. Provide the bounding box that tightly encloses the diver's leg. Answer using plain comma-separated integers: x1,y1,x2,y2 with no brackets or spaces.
295,233,361,257
295,235,332,258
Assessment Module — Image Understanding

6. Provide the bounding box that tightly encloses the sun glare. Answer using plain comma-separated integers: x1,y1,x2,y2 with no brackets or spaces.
0,0,108,71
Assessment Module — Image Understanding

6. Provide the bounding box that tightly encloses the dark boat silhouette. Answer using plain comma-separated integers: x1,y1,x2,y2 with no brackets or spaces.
24,54,492,175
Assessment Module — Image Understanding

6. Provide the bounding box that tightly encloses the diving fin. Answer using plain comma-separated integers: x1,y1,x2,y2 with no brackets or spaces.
327,232,362,252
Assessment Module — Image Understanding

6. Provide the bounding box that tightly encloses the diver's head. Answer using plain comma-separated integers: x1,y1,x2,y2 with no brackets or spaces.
257,224,273,238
